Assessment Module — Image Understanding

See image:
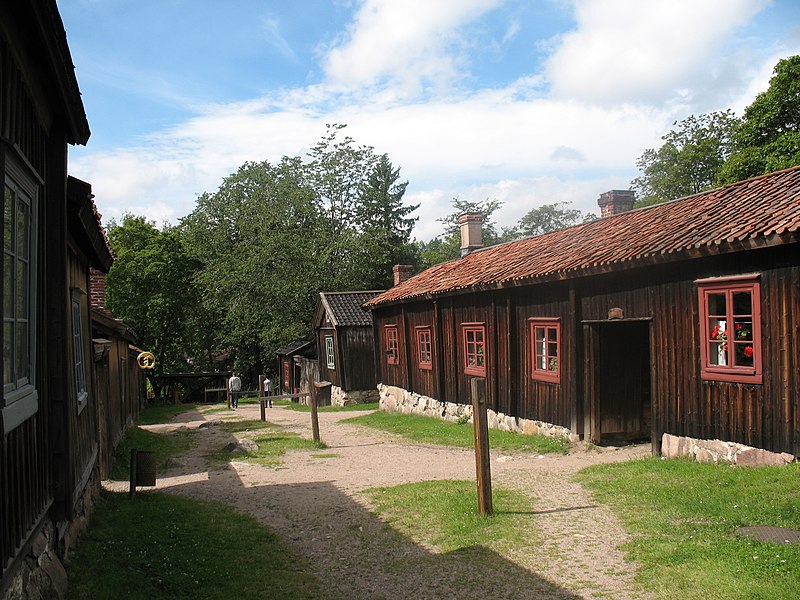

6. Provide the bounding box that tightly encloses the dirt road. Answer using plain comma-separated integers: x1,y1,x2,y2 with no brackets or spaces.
106,403,652,599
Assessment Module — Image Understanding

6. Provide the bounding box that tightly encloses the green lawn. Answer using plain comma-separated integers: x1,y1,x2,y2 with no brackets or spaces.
343,410,570,454
576,458,800,599
283,401,379,413
66,491,327,600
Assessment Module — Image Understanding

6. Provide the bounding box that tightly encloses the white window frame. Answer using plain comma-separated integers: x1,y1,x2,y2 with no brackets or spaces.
325,335,335,370
2,154,39,433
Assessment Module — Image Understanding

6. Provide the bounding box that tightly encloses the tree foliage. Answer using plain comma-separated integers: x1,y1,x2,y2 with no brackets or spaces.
632,55,800,206
631,111,739,206
105,215,202,395
718,55,800,183
509,202,596,238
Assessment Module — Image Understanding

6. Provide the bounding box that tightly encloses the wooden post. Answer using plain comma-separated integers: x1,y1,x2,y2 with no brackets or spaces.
259,374,266,421
471,377,493,516
226,374,231,409
310,385,321,443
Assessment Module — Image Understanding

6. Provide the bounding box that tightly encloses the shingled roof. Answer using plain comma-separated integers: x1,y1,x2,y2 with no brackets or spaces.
318,291,384,327
366,166,800,308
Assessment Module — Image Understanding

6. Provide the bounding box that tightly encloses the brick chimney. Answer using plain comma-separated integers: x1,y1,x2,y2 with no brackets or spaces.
458,213,483,257
89,268,109,314
392,264,414,286
597,190,635,217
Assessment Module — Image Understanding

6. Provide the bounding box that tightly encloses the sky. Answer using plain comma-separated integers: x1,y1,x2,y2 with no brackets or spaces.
58,0,800,241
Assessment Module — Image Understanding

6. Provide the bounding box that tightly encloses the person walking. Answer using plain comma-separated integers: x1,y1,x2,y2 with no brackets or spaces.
228,370,242,409
263,375,273,408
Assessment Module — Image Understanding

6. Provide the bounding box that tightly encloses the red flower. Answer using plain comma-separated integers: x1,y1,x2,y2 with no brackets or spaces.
735,323,743,331
744,346,754,358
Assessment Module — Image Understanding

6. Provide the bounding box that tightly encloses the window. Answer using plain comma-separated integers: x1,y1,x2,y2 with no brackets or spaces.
325,335,335,369
416,326,432,369
462,323,486,376
698,276,762,384
3,157,39,433
385,325,399,365
530,319,560,383
71,291,88,412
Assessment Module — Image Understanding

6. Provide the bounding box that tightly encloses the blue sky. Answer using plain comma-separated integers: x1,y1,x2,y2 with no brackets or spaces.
59,0,800,241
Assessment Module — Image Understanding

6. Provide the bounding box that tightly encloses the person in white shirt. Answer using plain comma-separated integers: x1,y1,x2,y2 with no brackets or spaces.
263,376,273,408
228,371,242,409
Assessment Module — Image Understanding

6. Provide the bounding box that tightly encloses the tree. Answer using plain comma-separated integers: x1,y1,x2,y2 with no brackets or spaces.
105,215,201,398
416,197,504,268
631,111,740,206
508,202,596,238
719,55,800,183
355,154,419,287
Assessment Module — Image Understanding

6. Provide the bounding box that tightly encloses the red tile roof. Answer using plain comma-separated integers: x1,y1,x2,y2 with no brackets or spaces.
366,166,800,308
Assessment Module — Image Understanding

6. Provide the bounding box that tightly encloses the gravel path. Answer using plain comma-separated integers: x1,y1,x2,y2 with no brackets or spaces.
105,403,653,599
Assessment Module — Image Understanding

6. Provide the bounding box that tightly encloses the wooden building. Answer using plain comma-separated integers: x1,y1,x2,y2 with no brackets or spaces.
275,340,314,395
313,291,383,405
1,2,143,596
366,169,800,460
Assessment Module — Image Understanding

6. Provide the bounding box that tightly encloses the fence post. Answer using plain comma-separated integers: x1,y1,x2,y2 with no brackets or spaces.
259,374,266,421
471,377,493,516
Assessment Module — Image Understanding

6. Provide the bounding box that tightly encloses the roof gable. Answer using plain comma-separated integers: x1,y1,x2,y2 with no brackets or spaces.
314,291,383,328
367,166,800,307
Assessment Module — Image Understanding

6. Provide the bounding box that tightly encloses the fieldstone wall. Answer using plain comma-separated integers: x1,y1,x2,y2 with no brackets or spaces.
378,384,579,442
661,433,795,467
331,385,379,407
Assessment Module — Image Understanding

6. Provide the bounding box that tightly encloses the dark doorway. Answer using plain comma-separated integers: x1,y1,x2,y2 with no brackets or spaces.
585,321,652,445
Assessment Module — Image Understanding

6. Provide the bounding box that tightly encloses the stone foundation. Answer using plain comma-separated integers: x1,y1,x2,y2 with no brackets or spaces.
331,385,379,407
661,433,795,467
378,384,579,442
2,467,99,600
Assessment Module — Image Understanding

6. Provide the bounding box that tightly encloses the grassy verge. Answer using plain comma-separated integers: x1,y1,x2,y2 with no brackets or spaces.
576,458,800,599
284,401,379,413
136,402,199,425
109,426,194,481
66,491,326,600
367,480,532,553
343,411,569,454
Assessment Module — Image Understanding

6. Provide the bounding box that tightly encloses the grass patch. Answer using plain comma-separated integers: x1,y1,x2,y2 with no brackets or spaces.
575,458,800,599
344,411,569,454
137,402,199,425
283,402,379,413
109,426,194,482
207,429,326,468
66,490,326,600
310,453,337,459
367,480,531,553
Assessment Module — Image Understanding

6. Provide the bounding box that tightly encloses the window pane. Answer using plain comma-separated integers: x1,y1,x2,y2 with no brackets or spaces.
3,324,12,385
548,357,558,371
16,321,28,381
3,185,12,252
707,292,727,316
547,328,557,342
535,328,544,342
732,291,752,316
16,259,27,318
732,318,752,341
734,342,754,367
548,341,558,359
3,254,12,318
16,196,29,260
708,318,727,341
709,341,727,366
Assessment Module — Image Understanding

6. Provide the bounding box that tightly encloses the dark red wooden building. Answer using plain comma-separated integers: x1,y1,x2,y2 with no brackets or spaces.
366,170,800,459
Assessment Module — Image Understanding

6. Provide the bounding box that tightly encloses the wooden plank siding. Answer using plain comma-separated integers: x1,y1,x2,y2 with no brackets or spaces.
372,242,800,457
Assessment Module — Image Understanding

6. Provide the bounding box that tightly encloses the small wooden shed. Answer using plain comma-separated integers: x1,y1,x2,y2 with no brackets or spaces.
275,340,315,395
366,169,800,460
313,291,383,405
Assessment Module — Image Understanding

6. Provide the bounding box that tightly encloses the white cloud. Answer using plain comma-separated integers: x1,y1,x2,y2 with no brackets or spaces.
546,0,771,106
322,0,502,97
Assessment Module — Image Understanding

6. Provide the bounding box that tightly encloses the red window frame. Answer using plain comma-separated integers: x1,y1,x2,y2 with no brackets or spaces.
462,323,486,376
385,325,399,365
530,318,560,383
697,275,762,384
416,326,432,370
